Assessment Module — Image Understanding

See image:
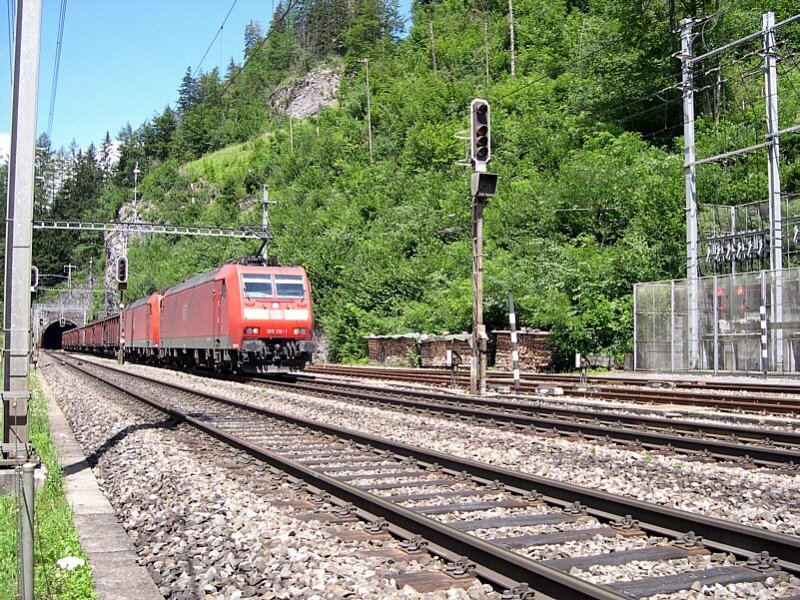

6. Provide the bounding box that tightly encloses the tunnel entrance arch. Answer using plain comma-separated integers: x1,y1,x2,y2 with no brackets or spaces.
40,320,77,350
32,303,87,350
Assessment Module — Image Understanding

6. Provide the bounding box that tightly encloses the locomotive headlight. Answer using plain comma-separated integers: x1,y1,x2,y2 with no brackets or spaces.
245,327,261,335
293,328,307,335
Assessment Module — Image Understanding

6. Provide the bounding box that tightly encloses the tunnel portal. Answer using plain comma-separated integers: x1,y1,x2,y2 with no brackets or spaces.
40,320,77,350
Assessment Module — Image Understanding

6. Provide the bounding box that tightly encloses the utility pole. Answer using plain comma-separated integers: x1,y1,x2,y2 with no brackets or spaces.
3,0,43,457
429,22,437,72
133,162,140,204
508,0,516,77
763,11,783,371
3,3,42,600
259,184,277,259
484,20,490,86
679,18,700,370
64,263,76,288
358,58,373,162
288,115,294,154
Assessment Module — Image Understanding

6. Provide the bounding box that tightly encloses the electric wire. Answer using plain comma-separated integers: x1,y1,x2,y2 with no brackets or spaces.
778,51,800,108
220,0,301,98
489,0,657,109
6,0,13,83
492,30,629,106
195,0,239,75
46,0,68,142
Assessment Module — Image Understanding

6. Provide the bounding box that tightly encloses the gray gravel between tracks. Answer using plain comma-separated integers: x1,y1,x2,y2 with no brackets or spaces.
51,355,800,599
39,356,498,600
76,356,800,536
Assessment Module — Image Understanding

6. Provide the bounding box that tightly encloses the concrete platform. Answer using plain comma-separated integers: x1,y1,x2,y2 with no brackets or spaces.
47,389,164,599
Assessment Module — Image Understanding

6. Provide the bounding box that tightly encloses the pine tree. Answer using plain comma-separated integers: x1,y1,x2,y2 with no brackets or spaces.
177,67,200,116
34,133,54,215
141,106,178,162
100,131,115,181
244,20,263,56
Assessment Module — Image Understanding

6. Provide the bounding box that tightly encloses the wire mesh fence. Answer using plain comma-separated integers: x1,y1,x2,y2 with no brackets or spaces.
635,267,800,373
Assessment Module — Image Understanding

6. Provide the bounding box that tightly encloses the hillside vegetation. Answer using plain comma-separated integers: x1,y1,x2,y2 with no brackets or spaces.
26,0,800,361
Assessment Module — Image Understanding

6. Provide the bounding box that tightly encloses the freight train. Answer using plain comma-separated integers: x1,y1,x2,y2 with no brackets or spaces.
62,259,314,373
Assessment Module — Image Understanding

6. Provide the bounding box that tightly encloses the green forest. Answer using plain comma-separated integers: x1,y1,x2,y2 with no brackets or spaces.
19,0,800,361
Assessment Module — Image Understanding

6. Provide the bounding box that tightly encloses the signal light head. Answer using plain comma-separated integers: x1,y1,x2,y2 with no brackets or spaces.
31,266,39,291
470,99,491,171
116,256,128,284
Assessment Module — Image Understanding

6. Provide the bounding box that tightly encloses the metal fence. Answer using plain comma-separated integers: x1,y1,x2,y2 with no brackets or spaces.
634,268,800,373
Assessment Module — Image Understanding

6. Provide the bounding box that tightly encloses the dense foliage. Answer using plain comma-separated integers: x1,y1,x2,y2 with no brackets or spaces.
27,0,800,361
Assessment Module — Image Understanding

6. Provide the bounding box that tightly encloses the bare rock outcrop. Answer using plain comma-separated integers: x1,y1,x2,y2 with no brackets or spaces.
273,66,340,119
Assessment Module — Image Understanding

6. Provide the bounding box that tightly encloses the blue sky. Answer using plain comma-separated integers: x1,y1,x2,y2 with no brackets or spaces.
0,0,411,152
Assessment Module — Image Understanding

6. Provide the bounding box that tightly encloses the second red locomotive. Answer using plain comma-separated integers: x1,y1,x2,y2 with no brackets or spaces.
63,259,314,373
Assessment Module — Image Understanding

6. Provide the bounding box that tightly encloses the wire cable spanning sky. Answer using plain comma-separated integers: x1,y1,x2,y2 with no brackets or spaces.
1,0,365,152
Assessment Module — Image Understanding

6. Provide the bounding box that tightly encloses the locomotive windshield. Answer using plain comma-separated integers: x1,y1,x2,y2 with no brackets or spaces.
275,275,305,298
242,274,274,299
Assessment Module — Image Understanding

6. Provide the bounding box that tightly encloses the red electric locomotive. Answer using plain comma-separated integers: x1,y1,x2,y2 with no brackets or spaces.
62,259,314,373
159,261,313,372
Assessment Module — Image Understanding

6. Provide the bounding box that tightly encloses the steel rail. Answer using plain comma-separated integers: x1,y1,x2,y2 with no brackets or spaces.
308,363,800,396
56,355,625,600
307,365,800,413
278,375,800,447
59,355,800,575
251,378,800,465
95,358,800,446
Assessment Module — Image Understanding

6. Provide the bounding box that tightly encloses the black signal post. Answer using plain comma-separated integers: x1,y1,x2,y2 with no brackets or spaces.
116,256,128,364
468,99,498,395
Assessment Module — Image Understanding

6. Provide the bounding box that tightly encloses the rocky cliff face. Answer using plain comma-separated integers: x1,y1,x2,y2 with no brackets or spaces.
104,200,142,314
273,66,340,119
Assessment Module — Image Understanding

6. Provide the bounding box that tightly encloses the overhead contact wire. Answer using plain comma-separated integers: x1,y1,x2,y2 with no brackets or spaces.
195,0,239,74
46,0,67,141
6,0,13,83
220,0,301,97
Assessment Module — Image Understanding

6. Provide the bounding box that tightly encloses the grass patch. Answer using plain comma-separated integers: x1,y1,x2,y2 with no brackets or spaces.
0,374,96,600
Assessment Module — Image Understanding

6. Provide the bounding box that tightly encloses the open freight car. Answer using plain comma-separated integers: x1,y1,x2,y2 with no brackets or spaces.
64,313,119,356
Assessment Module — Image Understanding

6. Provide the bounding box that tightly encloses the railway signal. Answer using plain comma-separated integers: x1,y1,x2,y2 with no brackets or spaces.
470,99,491,172
116,256,128,286
30,266,38,292
467,98,498,396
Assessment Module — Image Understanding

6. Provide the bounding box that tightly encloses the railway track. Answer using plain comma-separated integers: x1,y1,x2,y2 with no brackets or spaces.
54,354,800,599
247,375,800,467
307,364,800,415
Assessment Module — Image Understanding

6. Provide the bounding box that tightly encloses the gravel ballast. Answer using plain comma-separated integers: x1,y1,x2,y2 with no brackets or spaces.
39,357,499,599
83,357,800,536
45,354,800,600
